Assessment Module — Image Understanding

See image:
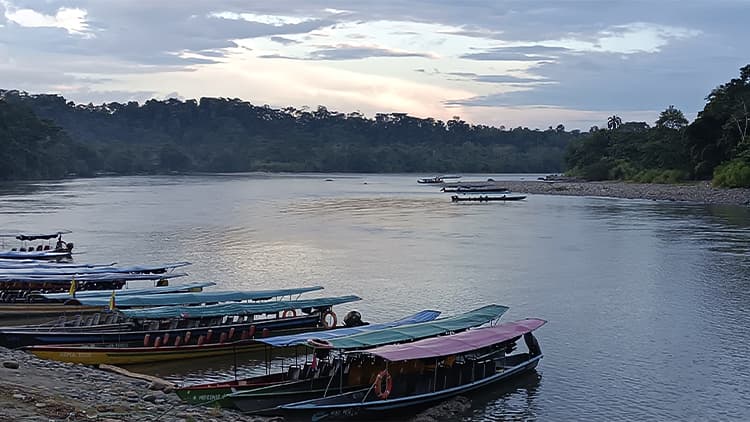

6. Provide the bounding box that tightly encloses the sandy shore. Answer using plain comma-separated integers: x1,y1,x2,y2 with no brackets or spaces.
499,180,750,205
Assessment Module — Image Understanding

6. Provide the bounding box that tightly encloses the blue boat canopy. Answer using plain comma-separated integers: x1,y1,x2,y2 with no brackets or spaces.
0,272,188,283
258,310,442,347
71,286,325,307
118,295,361,319
319,304,508,350
40,281,217,299
0,261,191,275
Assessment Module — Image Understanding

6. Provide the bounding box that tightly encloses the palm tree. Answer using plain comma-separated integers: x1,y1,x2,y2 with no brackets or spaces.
607,115,622,130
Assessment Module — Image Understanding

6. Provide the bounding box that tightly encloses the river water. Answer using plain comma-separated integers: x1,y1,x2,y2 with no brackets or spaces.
1,173,749,421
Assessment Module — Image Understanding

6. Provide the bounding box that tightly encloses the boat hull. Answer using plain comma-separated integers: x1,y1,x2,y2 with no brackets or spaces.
0,304,103,319
0,251,71,260
1,314,320,348
28,339,270,365
230,377,362,413
451,195,526,202
281,355,542,418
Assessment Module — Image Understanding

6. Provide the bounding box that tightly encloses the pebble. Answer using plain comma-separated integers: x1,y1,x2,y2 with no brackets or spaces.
0,345,281,422
2,360,19,369
503,180,750,205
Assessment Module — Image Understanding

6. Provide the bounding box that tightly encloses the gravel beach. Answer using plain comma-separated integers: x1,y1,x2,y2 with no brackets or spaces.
0,346,275,422
500,180,750,205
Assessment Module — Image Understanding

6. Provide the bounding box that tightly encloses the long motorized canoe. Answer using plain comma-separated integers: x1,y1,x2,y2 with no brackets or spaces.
175,309,442,407
451,194,526,202
277,318,546,418
2,295,359,348
24,296,362,364
219,305,509,412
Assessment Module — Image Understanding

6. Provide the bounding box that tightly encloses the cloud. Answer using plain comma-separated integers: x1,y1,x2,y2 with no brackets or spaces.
261,45,436,60
3,2,90,36
0,0,747,130
270,36,299,45
446,72,550,85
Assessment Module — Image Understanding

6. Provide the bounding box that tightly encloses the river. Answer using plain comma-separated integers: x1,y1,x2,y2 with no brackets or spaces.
1,173,749,421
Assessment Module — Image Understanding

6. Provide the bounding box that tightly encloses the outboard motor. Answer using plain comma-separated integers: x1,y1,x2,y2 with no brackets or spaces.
343,310,366,327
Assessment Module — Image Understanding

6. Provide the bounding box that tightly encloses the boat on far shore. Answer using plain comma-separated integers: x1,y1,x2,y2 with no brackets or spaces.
417,175,461,184
451,194,526,202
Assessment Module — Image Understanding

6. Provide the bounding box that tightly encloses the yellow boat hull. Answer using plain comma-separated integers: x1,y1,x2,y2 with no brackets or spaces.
28,341,268,365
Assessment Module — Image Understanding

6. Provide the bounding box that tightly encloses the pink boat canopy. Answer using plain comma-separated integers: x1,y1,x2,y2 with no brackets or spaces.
365,318,547,362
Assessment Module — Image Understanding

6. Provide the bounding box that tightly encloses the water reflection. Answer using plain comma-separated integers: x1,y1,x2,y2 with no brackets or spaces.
467,371,541,421
2,174,750,421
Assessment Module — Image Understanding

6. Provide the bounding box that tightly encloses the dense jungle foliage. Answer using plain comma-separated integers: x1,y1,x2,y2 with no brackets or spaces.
565,64,750,187
0,90,579,180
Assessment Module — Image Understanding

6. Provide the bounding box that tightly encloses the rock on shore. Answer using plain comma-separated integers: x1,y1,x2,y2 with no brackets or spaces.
0,346,276,422
501,180,750,205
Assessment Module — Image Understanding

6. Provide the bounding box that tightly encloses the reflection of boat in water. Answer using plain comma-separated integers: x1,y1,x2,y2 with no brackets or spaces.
0,231,74,261
279,318,546,419
451,194,526,202
417,175,461,184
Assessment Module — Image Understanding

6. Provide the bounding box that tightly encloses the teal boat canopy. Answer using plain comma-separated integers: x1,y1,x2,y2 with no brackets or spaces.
72,286,324,307
258,309,442,347
39,281,217,299
318,304,508,350
118,295,361,319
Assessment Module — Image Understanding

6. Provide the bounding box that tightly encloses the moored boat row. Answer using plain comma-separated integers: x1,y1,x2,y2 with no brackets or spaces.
1,229,548,420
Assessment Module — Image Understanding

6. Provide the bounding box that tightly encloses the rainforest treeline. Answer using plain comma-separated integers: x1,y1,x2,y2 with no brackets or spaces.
0,90,577,180
1,64,748,186
566,64,750,187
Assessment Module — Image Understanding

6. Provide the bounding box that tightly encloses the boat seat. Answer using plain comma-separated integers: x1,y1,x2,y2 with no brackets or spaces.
287,366,301,381
460,362,474,384
445,366,461,388
91,313,101,326
168,320,179,330
300,363,312,380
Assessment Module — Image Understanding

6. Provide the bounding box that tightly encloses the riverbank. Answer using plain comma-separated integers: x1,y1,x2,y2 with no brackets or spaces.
0,346,274,422
500,180,750,205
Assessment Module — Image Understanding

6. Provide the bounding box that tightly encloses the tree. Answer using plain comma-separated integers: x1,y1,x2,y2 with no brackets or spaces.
656,105,688,129
607,115,622,130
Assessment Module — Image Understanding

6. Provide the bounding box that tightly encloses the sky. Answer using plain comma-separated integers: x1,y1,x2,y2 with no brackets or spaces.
0,1,747,130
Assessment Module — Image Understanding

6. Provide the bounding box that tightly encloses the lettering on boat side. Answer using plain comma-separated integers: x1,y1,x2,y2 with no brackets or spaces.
59,352,94,358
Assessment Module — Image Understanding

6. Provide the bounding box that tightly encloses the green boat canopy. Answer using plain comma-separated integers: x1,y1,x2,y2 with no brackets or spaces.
118,295,361,319
71,286,324,307
316,304,508,350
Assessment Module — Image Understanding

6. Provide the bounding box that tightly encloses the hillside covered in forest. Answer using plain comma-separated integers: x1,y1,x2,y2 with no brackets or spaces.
566,64,750,187
0,91,578,180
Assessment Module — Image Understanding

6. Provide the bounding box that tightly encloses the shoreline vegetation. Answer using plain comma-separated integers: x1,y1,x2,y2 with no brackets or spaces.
1,64,749,187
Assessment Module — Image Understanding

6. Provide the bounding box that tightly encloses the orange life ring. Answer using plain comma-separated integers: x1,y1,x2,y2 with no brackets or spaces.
321,310,337,329
374,370,392,400
282,309,297,318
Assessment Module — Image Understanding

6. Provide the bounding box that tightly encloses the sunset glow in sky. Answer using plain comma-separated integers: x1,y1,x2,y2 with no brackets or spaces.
1,1,747,129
